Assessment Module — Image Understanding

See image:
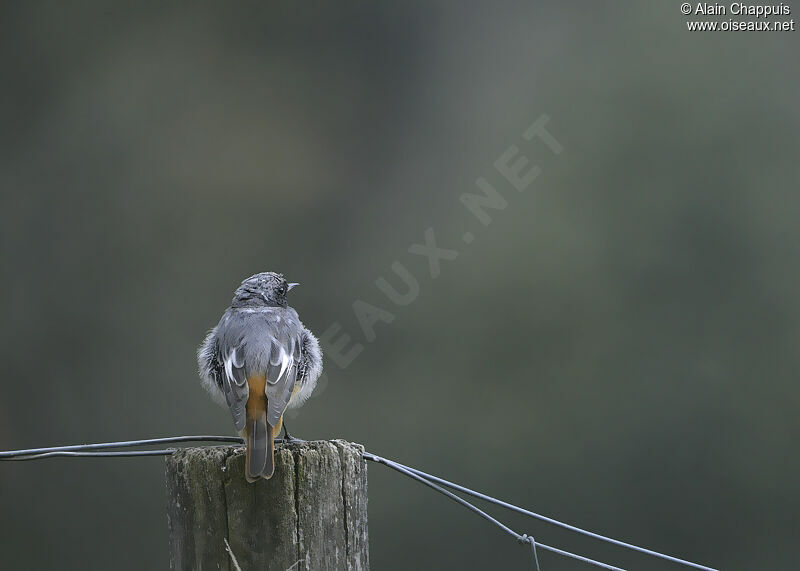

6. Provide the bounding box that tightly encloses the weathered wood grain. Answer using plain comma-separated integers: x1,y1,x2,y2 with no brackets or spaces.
166,440,368,570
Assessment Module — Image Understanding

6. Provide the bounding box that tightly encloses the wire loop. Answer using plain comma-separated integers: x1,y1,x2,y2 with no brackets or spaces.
519,534,541,571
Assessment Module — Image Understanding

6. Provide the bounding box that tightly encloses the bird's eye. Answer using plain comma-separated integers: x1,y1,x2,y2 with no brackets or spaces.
279,284,287,295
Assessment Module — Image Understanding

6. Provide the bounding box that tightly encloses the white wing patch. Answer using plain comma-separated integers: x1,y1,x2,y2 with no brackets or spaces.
223,347,247,389
267,336,295,385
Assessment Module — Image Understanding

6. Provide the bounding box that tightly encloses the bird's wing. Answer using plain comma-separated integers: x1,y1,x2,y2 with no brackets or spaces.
264,326,302,427
216,310,303,429
220,344,249,431
208,311,250,432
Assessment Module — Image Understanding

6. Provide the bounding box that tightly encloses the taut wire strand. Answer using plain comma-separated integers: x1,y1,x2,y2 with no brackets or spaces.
0,436,717,571
378,456,718,571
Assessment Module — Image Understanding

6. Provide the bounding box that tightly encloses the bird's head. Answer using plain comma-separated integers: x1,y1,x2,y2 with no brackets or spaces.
231,272,299,309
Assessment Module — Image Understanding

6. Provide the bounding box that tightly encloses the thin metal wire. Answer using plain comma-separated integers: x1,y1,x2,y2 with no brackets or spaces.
0,436,718,571
0,439,623,570
0,436,242,458
380,457,719,571
6,450,176,460
520,535,541,571
364,453,622,571
0,441,624,568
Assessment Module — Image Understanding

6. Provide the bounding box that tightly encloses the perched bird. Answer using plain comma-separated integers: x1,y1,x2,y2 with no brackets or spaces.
198,272,323,482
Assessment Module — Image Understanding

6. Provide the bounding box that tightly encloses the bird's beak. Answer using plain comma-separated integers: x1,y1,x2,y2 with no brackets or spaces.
288,283,300,291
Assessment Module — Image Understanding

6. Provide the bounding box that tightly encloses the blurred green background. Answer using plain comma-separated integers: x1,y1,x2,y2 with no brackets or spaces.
1,2,798,569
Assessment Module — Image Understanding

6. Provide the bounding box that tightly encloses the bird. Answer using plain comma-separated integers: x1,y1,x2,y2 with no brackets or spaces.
197,272,323,482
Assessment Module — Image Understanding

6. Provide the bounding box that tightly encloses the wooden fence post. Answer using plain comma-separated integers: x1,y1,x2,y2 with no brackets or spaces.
165,440,369,570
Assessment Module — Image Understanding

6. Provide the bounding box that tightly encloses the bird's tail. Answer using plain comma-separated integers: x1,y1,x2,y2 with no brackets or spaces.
244,379,275,482
244,412,274,482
